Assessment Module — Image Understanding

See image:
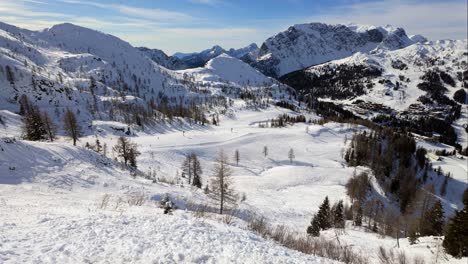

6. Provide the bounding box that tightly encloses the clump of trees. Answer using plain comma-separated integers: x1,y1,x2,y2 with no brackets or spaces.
270,114,306,127
281,64,381,100
341,128,466,253
307,196,345,237
443,188,468,258
113,136,140,168
20,95,56,142
181,153,203,188
345,130,422,213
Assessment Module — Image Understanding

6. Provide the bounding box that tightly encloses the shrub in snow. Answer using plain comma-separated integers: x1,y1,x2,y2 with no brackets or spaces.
159,194,176,214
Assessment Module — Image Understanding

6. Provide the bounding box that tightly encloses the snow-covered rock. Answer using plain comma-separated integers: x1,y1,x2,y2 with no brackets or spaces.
138,47,189,70
174,43,259,68
253,22,421,77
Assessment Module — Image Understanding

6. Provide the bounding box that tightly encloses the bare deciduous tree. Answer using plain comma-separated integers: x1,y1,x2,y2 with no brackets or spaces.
63,109,82,146
42,111,57,142
113,136,140,167
209,150,237,214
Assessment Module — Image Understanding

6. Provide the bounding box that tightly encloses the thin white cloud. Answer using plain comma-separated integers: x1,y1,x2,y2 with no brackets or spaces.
0,0,465,53
59,0,192,22
188,0,223,6
307,0,467,40
0,1,71,18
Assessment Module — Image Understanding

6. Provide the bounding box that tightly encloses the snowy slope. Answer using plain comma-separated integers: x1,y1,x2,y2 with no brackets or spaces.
2,103,466,263
0,21,285,130
0,20,467,264
178,54,276,87
0,136,332,264
0,21,199,125
283,39,467,116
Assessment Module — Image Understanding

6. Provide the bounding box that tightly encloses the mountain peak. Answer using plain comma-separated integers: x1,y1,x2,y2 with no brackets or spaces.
253,22,421,77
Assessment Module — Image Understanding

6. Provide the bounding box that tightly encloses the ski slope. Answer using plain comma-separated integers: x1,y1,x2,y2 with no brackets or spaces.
2,102,466,263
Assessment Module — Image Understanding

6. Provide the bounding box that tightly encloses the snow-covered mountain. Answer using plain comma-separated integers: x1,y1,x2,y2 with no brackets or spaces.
1,19,467,264
178,54,276,87
173,43,259,68
281,39,467,114
0,22,285,129
252,23,423,78
137,47,189,70
0,21,190,117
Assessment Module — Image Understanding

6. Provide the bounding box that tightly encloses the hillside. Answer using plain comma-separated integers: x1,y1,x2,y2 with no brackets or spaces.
251,23,421,78
0,20,467,264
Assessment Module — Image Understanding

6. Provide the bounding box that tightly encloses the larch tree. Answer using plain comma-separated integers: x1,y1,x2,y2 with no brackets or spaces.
63,109,82,146
113,136,140,167
42,111,57,142
209,150,237,214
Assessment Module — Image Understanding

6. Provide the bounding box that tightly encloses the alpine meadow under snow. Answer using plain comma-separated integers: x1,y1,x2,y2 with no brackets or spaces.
0,11,467,264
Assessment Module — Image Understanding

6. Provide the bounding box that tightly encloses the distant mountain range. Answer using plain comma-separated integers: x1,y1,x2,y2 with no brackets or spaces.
139,43,259,70
0,20,466,131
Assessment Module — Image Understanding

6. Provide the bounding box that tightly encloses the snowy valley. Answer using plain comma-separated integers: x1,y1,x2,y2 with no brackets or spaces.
0,19,467,264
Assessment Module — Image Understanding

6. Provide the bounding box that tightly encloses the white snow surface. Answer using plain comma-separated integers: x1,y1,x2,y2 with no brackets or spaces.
1,104,467,263
179,54,275,87
309,39,468,112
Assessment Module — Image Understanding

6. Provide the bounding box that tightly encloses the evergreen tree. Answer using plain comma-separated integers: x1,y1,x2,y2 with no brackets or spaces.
430,200,445,235
307,214,321,236
288,148,295,163
408,226,419,245
191,153,203,188
128,147,140,168
333,200,345,228
354,203,363,226
234,149,240,166
5,65,15,84
22,105,47,141
18,94,32,116
440,174,449,196
262,146,268,157
443,189,468,257
95,139,102,153
181,154,193,183
317,196,331,230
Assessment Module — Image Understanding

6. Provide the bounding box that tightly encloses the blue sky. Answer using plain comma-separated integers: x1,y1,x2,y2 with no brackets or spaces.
0,0,466,54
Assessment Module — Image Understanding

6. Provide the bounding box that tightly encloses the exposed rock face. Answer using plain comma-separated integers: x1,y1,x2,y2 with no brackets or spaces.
252,23,418,78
